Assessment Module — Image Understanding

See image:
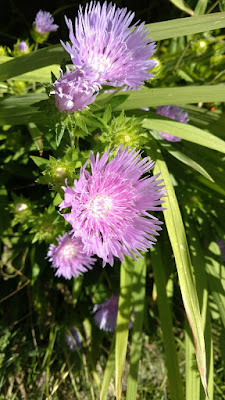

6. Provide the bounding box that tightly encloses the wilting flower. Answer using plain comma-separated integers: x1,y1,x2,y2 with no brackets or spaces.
47,233,96,279
93,295,119,331
62,1,156,88
156,105,189,142
66,328,82,350
34,10,58,34
51,67,101,113
60,146,165,266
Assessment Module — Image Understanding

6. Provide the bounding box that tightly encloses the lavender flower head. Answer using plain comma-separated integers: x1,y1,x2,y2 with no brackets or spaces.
62,2,156,88
60,146,165,267
47,233,96,279
66,328,82,350
17,41,28,54
156,105,189,142
51,67,101,113
35,10,58,34
93,295,119,331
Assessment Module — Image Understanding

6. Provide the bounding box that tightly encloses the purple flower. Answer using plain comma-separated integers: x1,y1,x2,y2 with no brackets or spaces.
156,105,189,142
47,233,96,279
61,1,156,89
66,328,82,350
35,10,58,34
51,67,101,113
60,146,165,267
93,295,119,331
17,41,28,54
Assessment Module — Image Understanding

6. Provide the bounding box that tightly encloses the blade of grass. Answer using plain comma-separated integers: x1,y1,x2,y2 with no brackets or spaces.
149,131,214,181
187,223,214,400
142,115,225,154
147,139,208,397
1,85,225,126
100,335,115,400
0,45,66,81
116,257,134,400
151,244,184,400
194,0,208,15
169,0,194,15
205,242,225,328
148,12,225,41
108,86,225,111
126,257,147,400
185,321,201,400
0,13,225,81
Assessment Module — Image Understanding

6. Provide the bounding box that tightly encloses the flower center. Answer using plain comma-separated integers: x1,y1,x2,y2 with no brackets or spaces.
88,195,113,218
91,53,111,74
61,243,77,259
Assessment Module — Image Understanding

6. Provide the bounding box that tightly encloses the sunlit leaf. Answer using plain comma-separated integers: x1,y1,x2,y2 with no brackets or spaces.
147,139,208,396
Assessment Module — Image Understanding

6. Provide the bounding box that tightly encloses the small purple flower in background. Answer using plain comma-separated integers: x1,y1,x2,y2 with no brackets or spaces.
61,1,156,88
93,295,119,332
60,146,165,267
47,233,96,279
217,239,225,262
17,41,28,54
156,105,189,142
66,328,82,350
35,10,58,34
51,67,101,113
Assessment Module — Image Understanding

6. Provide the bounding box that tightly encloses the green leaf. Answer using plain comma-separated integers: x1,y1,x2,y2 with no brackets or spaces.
194,0,208,15
147,139,208,397
186,224,214,400
142,114,225,154
28,122,43,153
102,85,225,111
150,132,214,181
55,122,66,147
0,93,47,125
1,86,225,126
30,155,49,170
185,323,201,400
126,257,147,400
0,45,66,81
0,13,224,83
219,0,225,12
169,0,194,15
100,336,115,400
148,12,225,41
151,245,184,400
206,242,225,328
0,56,59,82
116,257,134,400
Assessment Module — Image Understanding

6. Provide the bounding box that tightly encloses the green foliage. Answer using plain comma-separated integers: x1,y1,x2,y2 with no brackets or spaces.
0,3,225,400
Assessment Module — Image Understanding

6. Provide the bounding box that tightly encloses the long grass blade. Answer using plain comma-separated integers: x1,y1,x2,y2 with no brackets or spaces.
151,244,184,400
100,336,115,400
148,12,225,41
187,224,214,400
205,242,225,328
143,115,225,154
115,257,134,400
0,13,225,81
147,139,208,396
126,257,147,400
